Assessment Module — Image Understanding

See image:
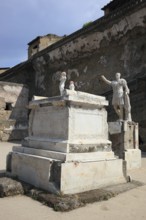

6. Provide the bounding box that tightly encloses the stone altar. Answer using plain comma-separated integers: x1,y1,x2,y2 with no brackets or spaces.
7,90,127,194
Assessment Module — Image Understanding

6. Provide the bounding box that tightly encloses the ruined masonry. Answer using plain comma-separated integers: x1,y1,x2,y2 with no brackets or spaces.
0,82,29,141
109,121,141,170
8,90,127,195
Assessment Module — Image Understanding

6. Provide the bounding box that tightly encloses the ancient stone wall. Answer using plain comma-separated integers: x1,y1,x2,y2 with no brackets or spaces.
28,34,63,58
0,82,29,141
0,0,146,142
0,68,10,74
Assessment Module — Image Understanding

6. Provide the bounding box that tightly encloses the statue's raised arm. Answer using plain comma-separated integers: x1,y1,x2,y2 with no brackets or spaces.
101,75,112,85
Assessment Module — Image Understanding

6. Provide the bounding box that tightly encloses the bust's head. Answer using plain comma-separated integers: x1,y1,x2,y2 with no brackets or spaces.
115,72,121,80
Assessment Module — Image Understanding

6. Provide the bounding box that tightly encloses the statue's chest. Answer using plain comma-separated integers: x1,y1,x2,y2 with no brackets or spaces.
112,82,123,93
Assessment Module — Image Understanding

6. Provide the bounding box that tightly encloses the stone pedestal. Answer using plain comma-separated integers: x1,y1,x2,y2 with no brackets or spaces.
7,90,127,194
109,121,141,170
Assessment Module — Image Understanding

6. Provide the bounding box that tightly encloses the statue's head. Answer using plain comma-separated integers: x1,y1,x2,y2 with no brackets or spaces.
61,72,66,77
115,72,121,80
70,81,74,84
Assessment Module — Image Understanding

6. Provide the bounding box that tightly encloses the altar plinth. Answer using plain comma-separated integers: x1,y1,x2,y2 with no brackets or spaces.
7,90,127,194
109,121,141,170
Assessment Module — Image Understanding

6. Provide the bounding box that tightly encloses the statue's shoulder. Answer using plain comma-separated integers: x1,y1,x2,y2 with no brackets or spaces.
120,78,127,84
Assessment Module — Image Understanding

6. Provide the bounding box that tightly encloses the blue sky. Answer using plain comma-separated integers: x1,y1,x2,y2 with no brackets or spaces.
0,0,109,67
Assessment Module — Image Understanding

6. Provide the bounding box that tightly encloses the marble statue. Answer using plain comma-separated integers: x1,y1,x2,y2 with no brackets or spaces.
59,72,67,96
69,81,75,91
101,73,132,121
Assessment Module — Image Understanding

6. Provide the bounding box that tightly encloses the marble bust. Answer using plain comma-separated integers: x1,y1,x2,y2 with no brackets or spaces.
69,81,75,91
59,72,67,96
101,73,132,121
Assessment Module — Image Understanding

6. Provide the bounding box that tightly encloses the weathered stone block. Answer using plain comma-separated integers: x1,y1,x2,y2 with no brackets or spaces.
10,153,60,194
0,177,24,197
13,146,115,162
26,90,111,153
60,159,126,194
125,149,141,170
10,152,126,195
108,121,141,170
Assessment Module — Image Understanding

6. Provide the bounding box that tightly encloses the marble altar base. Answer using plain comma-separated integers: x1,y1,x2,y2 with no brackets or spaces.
7,90,127,194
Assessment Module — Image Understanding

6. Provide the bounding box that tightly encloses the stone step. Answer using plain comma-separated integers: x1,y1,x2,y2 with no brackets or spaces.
13,146,66,161
13,146,116,162
9,152,127,194
22,137,112,153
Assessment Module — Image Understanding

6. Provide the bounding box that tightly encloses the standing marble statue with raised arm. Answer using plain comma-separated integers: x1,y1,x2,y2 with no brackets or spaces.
101,73,132,121
59,72,67,96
